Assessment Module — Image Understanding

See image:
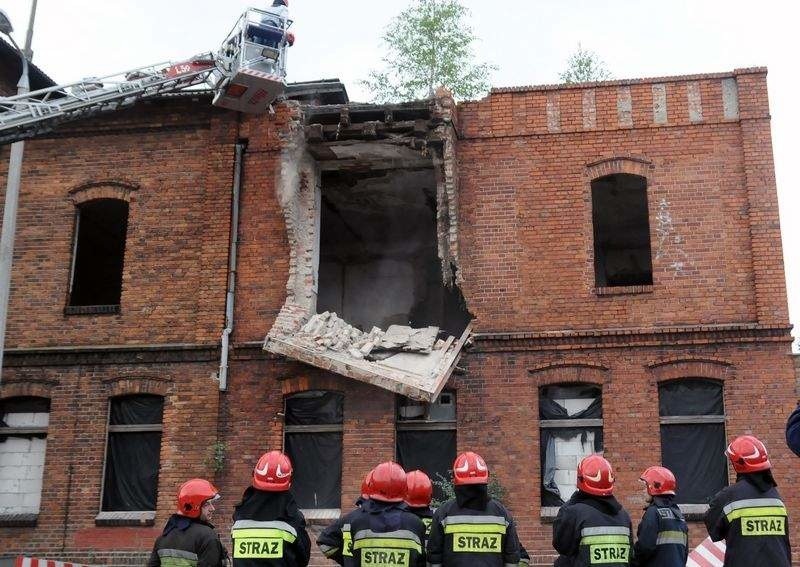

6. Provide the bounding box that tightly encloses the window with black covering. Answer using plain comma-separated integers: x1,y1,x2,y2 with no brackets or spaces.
540,384,603,506
101,395,163,511
69,199,129,308
284,391,343,510
591,173,653,287
659,379,727,504
396,391,456,503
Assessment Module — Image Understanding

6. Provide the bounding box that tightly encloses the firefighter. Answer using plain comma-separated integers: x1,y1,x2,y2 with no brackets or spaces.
255,0,294,48
705,435,791,566
350,461,427,567
632,466,688,567
786,404,800,457
147,478,228,567
552,455,633,567
231,451,311,567
427,451,521,566
317,470,373,566
405,470,434,540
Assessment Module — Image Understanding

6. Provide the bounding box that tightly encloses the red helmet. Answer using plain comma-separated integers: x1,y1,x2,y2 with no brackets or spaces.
726,435,771,473
361,470,374,500
253,451,293,492
177,478,219,518
640,466,677,496
405,470,433,508
368,461,407,502
453,451,489,486
577,455,614,496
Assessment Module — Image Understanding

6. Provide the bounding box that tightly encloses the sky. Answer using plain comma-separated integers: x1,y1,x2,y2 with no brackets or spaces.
3,0,800,345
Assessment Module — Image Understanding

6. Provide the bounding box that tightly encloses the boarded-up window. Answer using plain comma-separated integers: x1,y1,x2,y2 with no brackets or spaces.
659,379,727,504
102,395,163,511
0,398,49,515
69,199,129,307
592,174,653,287
396,391,456,502
285,391,343,510
540,385,603,506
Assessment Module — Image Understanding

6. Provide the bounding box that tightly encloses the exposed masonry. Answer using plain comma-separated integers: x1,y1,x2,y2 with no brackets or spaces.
652,84,668,124
582,90,596,130
264,92,471,401
687,82,703,123
617,86,633,128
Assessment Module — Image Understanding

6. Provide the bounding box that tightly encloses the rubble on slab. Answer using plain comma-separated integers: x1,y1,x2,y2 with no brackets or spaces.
296,311,442,360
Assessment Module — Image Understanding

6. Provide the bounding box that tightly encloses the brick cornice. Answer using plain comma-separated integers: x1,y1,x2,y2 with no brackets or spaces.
473,324,791,352
3,343,219,367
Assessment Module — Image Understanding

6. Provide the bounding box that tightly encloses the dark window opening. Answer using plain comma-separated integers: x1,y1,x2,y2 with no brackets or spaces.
659,379,726,504
591,174,653,287
317,169,470,336
102,394,163,512
539,384,603,506
69,199,129,307
284,391,343,509
396,392,456,502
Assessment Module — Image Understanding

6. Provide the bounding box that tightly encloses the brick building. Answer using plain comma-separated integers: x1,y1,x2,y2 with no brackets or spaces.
0,62,796,567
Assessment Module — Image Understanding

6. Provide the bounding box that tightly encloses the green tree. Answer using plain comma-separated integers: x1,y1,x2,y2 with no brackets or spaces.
363,0,496,103
559,43,612,84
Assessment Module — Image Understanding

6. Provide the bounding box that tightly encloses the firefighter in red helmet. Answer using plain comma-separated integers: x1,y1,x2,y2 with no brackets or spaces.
631,466,688,567
552,455,633,567
147,478,228,566
231,451,311,566
317,469,374,566
405,470,434,539
348,461,427,566
705,435,791,567
427,451,521,566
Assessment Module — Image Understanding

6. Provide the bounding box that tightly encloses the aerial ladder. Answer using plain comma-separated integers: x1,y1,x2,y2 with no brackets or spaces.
0,8,292,145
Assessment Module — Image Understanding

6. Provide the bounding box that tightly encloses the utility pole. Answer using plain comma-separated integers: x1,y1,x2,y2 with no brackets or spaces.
0,0,38,385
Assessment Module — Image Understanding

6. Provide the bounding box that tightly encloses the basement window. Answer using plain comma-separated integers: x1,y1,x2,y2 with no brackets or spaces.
659,379,727,504
396,391,456,502
0,397,49,520
284,391,343,511
592,174,653,288
540,384,603,506
101,395,163,513
67,199,129,313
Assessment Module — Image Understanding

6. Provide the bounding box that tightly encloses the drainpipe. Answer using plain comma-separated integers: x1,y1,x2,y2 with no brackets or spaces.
218,141,246,391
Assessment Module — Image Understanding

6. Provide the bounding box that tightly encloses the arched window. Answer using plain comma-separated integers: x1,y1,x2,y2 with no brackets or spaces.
101,394,163,512
284,391,343,510
591,174,653,287
659,379,726,504
0,397,50,516
539,384,603,506
68,198,129,312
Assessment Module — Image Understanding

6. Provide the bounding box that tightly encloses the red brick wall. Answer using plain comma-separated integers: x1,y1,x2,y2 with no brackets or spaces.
0,100,237,348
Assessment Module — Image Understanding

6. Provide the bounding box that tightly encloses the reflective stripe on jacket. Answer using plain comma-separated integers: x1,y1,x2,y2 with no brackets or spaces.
705,479,791,567
632,497,688,567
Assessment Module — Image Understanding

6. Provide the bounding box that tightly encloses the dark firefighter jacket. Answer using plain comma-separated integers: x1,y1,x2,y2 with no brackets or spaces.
231,487,311,567
705,472,791,567
786,404,800,457
631,496,688,567
426,484,520,567
147,514,227,567
317,505,363,566
552,490,633,567
348,499,427,567
407,505,433,542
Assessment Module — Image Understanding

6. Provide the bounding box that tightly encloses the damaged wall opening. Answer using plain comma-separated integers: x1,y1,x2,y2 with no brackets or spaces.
317,167,470,337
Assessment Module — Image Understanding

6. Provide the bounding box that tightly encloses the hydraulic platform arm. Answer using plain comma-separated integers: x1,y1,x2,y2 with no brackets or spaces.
0,56,220,145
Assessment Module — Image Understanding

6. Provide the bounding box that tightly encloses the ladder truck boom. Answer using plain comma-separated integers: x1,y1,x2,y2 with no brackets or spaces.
0,8,292,145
